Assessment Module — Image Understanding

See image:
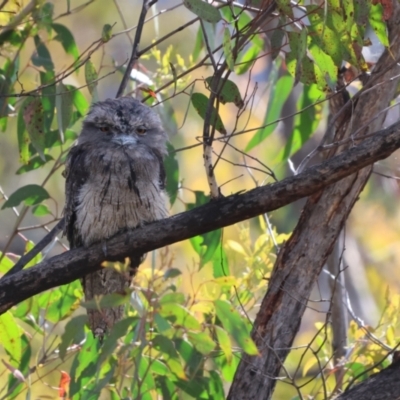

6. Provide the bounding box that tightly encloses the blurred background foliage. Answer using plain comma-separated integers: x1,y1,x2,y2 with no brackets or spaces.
0,0,399,399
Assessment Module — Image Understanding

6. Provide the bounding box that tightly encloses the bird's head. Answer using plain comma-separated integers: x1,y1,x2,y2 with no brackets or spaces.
78,97,167,155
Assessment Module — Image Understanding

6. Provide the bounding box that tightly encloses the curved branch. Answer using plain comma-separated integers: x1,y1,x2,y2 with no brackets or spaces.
1,120,400,313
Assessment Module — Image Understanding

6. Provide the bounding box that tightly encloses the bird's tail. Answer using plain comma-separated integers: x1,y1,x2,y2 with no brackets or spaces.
82,254,144,340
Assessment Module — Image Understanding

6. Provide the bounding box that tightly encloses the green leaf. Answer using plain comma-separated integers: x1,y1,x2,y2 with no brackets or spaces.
205,77,244,108
175,338,204,376
0,253,14,274
355,0,370,28
85,60,98,97
0,311,22,365
91,363,115,396
287,30,308,84
156,376,179,399
32,35,54,71
72,87,89,115
369,3,389,47
0,30,21,47
215,300,258,355
81,290,130,309
16,154,53,174
307,5,343,66
208,370,224,396
174,377,207,398
159,292,185,304
100,317,137,364
192,25,204,61
287,54,320,88
163,268,182,279
191,92,226,134
276,0,294,18
212,242,229,277
246,74,294,151
154,313,172,333
152,335,187,379
59,315,87,360
214,352,239,382
187,331,215,355
46,282,81,323
308,44,337,90
2,185,50,209
6,334,31,398
187,191,222,265
270,26,285,60
101,24,113,42
346,361,367,381
158,303,201,330
35,2,54,27
148,358,169,376
21,97,46,159
132,356,157,397
32,204,51,216
40,70,56,134
278,83,323,161
52,23,79,61
164,143,179,205
215,325,232,362
0,116,7,131
183,0,221,23
56,82,74,142
223,28,234,70
236,42,262,75
70,334,101,397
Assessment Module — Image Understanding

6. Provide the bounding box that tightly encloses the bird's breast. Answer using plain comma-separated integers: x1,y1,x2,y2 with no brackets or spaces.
75,147,168,246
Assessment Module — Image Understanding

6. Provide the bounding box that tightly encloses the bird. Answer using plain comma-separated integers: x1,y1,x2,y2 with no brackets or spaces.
63,96,169,338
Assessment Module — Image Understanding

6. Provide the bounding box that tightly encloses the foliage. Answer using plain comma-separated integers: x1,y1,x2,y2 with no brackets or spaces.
0,0,396,399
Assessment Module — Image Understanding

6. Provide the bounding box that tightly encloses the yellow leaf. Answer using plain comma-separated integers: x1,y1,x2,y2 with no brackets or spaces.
227,240,247,256
386,325,395,346
302,356,317,377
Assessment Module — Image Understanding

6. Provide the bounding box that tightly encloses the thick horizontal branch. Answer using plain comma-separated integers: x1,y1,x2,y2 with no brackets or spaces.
336,359,400,400
1,121,400,313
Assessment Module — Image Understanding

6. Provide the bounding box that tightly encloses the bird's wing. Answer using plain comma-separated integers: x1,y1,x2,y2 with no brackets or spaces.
63,144,90,248
151,149,167,191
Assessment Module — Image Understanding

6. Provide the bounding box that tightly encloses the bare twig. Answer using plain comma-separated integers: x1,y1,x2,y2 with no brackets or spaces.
116,0,158,98
2,219,65,278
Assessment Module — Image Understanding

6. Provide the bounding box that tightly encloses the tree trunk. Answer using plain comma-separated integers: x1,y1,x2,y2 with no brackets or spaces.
228,2,400,398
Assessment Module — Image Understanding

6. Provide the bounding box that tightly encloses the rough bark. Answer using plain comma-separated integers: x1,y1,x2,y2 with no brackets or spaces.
228,2,400,399
336,360,400,400
2,119,400,313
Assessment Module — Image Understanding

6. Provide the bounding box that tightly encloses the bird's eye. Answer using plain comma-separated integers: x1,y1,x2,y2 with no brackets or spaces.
100,126,110,133
136,127,147,135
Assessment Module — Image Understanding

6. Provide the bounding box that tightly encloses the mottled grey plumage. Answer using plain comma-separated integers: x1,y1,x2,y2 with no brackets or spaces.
63,97,168,338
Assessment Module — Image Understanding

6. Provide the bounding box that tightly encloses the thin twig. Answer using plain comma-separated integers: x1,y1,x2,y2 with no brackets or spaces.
112,0,133,46
2,219,65,279
200,19,217,71
116,0,158,98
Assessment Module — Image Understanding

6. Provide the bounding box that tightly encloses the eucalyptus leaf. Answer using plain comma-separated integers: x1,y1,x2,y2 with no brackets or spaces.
191,92,226,134
2,185,50,209
183,0,221,23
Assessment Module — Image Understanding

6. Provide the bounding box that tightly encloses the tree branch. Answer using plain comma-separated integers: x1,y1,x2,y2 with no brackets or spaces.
228,2,400,397
2,120,400,314
336,357,400,400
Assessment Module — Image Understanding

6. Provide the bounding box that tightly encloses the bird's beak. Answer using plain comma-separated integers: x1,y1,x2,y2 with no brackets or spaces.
111,135,137,146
